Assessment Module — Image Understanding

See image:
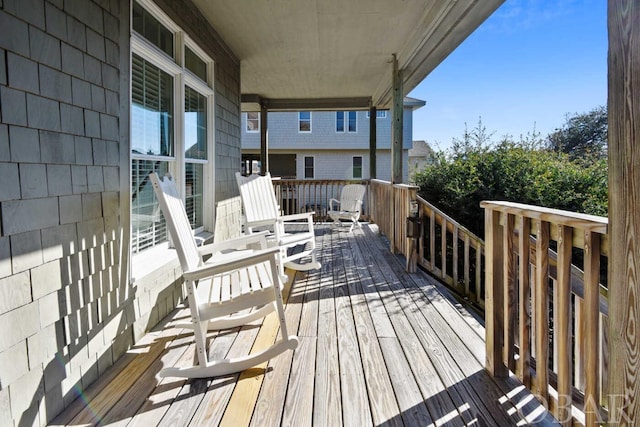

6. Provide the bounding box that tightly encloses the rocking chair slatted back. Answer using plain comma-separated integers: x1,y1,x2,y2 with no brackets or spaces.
236,172,280,227
149,173,201,272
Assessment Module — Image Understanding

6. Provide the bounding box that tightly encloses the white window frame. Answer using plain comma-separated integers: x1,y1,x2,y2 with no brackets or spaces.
352,156,363,179
303,155,315,179
131,0,215,266
298,111,312,133
336,111,357,133
245,112,260,133
366,110,387,119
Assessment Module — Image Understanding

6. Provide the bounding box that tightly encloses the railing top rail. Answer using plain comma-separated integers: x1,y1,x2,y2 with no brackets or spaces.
370,179,418,190
418,195,483,241
480,200,608,234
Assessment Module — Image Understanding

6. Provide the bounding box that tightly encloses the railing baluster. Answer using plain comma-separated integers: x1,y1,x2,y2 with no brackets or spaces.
464,234,470,295
441,217,447,282
534,220,550,403
584,231,601,425
518,215,531,387
556,224,573,426
476,240,483,307
503,213,516,371
430,209,436,272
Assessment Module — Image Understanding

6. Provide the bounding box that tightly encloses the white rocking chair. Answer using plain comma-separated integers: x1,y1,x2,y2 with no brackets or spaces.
328,184,366,232
149,173,298,378
235,172,321,276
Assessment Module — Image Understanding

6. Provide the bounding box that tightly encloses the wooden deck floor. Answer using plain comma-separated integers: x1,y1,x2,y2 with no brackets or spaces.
51,223,556,426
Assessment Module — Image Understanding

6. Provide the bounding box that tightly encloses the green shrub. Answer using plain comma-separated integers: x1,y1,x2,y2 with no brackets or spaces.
414,123,608,237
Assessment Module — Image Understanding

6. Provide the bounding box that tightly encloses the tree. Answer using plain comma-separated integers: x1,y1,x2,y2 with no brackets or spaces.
546,106,607,160
414,124,608,237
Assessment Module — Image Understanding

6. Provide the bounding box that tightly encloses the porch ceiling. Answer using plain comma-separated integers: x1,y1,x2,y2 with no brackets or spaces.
191,0,504,110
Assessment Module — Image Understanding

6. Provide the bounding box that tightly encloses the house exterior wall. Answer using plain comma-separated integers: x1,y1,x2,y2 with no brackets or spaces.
242,106,415,182
285,149,408,182
0,1,242,425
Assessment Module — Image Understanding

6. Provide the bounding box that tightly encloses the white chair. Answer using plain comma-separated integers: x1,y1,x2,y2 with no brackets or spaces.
328,184,366,232
149,173,298,378
235,172,321,277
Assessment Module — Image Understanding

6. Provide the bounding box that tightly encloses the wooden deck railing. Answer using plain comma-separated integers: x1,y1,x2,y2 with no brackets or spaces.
270,179,610,424
416,196,486,308
271,179,370,222
368,180,419,269
481,201,609,426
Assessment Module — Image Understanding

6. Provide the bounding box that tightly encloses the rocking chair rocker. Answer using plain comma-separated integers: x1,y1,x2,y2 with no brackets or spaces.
149,173,298,378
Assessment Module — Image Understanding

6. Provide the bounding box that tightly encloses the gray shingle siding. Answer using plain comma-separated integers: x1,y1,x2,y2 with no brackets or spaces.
0,1,242,425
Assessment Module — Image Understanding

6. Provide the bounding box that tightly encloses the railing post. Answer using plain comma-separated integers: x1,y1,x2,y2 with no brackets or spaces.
485,208,507,377
406,187,418,273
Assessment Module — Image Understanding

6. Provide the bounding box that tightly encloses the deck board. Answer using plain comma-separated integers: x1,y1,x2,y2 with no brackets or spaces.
51,223,556,427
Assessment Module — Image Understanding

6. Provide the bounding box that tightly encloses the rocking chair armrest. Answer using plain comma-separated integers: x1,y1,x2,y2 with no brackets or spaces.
198,231,270,256
278,212,314,223
184,246,280,281
329,198,340,211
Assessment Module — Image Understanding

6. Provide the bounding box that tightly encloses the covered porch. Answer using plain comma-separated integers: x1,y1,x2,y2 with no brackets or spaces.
51,222,554,426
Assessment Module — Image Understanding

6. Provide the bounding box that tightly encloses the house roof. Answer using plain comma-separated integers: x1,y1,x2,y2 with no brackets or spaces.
403,97,427,110
408,140,434,158
191,0,504,111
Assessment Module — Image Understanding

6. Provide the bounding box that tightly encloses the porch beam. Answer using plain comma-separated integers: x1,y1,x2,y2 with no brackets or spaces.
242,95,372,111
391,54,403,184
260,102,268,175
369,105,377,179
608,0,640,424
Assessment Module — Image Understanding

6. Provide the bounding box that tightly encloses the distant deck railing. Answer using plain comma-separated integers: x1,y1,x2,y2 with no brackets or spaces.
271,179,370,222
482,201,609,426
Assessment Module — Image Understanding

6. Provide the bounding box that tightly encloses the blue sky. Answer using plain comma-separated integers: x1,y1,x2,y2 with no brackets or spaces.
408,0,607,150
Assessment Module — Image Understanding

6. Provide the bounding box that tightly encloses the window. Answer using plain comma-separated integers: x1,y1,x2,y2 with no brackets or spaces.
185,47,207,81
304,156,314,179
246,112,260,132
131,0,213,254
132,1,173,56
184,86,207,228
336,111,357,132
353,156,363,179
366,110,387,119
299,111,311,132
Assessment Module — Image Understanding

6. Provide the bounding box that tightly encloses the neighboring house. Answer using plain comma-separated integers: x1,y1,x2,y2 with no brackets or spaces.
408,139,435,180
241,97,426,183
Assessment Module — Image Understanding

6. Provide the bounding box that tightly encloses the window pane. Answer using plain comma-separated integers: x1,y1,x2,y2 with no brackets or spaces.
246,112,260,132
132,54,174,157
348,111,357,132
132,2,173,57
184,86,207,160
336,111,344,132
185,47,207,81
299,111,311,132
304,156,314,178
353,156,362,179
185,163,204,228
131,160,169,253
